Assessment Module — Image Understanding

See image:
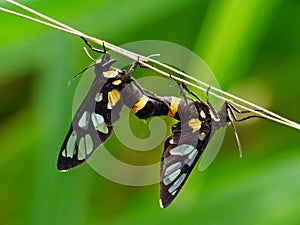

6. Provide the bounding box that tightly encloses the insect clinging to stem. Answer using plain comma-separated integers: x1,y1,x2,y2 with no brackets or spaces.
1,0,300,209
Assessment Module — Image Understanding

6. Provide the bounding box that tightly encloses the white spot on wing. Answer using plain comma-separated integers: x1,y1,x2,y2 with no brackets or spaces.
78,111,90,130
171,190,177,196
164,162,182,176
159,199,164,208
78,137,85,160
163,169,181,185
95,92,103,102
84,134,93,155
168,173,187,194
78,134,94,159
65,131,77,157
91,112,109,134
199,132,206,141
187,149,198,167
170,144,194,156
91,112,104,127
98,123,109,134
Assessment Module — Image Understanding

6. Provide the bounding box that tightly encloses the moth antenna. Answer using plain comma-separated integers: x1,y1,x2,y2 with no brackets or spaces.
68,66,91,86
68,58,102,86
68,47,99,85
83,47,96,61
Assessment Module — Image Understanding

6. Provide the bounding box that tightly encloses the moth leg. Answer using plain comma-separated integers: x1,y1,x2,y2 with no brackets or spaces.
205,86,218,120
81,37,106,54
226,103,265,157
127,57,140,74
226,103,265,122
166,73,193,104
181,83,204,103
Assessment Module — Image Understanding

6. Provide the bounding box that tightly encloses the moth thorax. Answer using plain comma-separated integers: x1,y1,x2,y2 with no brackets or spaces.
214,103,228,128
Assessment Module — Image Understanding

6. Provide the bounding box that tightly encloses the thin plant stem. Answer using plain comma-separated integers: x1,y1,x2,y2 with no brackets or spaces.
1,0,299,130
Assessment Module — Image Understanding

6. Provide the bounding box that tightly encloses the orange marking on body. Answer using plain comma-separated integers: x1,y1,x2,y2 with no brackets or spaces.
167,97,181,117
132,95,149,113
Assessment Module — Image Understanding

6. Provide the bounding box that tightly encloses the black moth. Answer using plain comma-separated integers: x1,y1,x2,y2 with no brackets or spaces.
58,52,138,170
158,87,259,208
58,52,260,208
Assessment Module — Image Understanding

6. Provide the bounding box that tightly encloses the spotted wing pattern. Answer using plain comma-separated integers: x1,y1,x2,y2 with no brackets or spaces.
159,102,212,208
57,54,126,171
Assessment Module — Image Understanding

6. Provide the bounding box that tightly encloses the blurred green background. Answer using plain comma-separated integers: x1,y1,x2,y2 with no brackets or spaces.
1,0,300,224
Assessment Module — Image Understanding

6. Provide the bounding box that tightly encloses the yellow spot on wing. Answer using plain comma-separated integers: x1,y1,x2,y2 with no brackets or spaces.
167,97,181,117
103,70,118,78
112,79,122,85
132,95,149,113
200,110,206,119
107,89,120,109
188,119,202,132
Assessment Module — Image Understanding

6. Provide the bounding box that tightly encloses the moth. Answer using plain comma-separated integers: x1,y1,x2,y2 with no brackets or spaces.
1,0,298,210
58,52,135,170
126,81,260,208
157,88,260,208
57,51,260,208
57,51,176,170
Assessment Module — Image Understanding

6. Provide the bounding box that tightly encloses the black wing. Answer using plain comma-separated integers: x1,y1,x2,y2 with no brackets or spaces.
159,111,211,208
57,54,125,171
